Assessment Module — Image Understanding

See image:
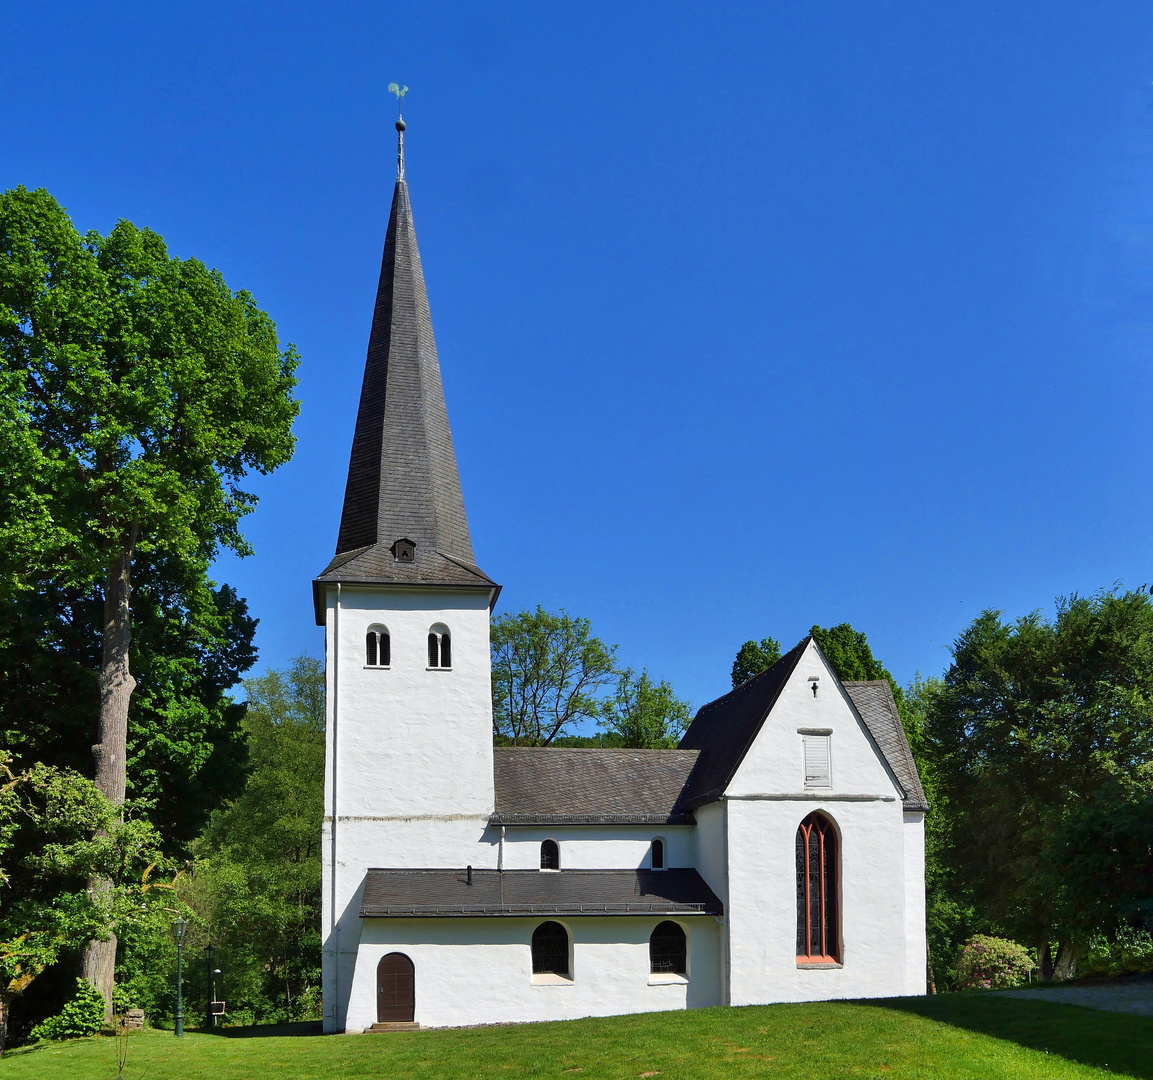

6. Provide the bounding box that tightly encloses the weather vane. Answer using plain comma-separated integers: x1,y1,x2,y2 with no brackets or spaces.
388,82,408,119
388,83,409,180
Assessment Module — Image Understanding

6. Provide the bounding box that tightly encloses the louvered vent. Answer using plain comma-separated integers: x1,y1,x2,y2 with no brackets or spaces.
804,735,831,788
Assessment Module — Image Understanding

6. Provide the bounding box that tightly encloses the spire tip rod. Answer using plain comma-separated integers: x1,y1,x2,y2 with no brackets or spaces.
388,82,409,180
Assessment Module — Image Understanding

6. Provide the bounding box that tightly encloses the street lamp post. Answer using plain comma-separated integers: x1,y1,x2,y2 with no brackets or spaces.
204,944,214,1030
170,917,188,1037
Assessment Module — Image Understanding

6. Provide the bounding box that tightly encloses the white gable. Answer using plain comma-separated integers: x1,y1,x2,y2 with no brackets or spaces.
726,639,902,798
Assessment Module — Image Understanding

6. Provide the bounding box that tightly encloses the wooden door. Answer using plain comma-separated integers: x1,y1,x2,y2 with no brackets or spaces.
377,952,415,1023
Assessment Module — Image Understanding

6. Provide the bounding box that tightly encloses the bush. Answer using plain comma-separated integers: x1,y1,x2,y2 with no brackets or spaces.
1081,928,1153,978
30,979,107,1041
955,934,1036,990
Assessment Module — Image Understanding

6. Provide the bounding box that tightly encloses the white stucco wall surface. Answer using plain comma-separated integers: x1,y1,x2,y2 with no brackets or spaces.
346,916,722,1029
501,826,695,870
321,584,498,1031
903,811,927,994
721,639,921,1005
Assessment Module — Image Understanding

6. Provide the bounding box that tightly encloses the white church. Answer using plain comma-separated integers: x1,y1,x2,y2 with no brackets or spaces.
316,118,928,1032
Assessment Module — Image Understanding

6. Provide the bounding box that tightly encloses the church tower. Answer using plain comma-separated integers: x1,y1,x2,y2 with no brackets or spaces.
314,115,500,1032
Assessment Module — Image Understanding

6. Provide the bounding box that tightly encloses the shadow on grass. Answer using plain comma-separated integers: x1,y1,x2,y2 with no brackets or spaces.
205,1020,324,1039
867,993,1153,1079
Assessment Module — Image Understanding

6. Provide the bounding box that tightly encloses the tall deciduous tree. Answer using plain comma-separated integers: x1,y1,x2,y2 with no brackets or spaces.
0,753,168,1054
491,608,617,745
925,591,1153,978
731,637,781,688
599,669,692,748
184,656,325,1023
0,187,299,1006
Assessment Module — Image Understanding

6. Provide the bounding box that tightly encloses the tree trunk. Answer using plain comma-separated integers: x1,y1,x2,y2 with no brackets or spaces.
82,530,139,1016
1038,939,1053,981
0,991,9,1057
1053,939,1080,982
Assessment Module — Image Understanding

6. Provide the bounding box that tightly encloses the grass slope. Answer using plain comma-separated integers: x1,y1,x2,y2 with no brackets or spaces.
2,996,1150,1080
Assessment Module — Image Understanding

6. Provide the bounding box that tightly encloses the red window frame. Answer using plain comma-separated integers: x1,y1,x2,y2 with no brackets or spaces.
796,812,839,964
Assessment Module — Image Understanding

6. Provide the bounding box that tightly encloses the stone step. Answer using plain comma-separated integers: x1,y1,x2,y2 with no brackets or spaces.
366,1022,420,1033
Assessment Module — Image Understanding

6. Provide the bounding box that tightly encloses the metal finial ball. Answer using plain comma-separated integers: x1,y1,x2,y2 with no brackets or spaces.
396,119,406,132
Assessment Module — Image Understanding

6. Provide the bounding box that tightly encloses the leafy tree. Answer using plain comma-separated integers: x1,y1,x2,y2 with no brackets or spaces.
731,637,781,687
924,590,1153,978
0,186,299,1004
0,574,257,852
1046,784,1153,949
491,608,617,745
184,656,325,1023
809,623,894,684
0,752,169,1053
599,669,692,748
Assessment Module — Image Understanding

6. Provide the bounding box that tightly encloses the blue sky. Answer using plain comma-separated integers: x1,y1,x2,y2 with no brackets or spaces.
6,2,1153,712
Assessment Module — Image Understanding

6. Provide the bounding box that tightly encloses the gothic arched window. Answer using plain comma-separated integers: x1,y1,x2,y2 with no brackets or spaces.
540,839,559,870
796,812,839,963
649,920,686,974
531,921,569,975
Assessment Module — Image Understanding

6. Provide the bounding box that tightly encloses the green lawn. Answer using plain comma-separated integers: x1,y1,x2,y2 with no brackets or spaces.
2,995,1150,1080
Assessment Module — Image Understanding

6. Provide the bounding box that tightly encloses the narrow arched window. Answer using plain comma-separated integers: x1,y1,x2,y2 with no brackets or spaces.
427,625,451,668
649,920,686,974
531,921,569,975
650,838,665,870
796,812,838,962
540,839,559,870
366,626,390,667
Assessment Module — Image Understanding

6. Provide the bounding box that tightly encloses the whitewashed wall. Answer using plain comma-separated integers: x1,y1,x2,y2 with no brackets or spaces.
321,584,497,1032
347,915,723,1029
723,640,923,1003
500,826,695,870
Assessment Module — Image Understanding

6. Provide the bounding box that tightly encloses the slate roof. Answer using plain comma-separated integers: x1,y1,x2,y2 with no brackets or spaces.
492,748,700,825
675,637,928,812
359,868,723,917
314,142,495,623
675,638,809,808
843,680,929,811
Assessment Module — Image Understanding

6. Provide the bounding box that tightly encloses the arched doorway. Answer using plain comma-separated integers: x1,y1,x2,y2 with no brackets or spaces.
377,952,415,1023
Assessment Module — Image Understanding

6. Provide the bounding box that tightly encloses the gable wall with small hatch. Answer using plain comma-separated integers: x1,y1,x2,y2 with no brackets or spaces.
723,640,925,1003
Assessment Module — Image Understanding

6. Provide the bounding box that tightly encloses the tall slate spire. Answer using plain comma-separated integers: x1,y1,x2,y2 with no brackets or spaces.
315,118,495,610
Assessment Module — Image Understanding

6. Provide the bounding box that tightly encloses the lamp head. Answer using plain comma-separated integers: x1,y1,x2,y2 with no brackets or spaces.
170,916,188,945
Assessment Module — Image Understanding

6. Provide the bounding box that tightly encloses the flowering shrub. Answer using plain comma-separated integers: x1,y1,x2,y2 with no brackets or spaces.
954,934,1036,990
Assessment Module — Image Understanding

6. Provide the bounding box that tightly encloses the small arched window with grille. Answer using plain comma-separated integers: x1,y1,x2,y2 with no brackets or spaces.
650,837,666,870
531,921,569,976
649,920,687,975
427,624,451,669
540,839,560,870
365,626,390,667
796,812,839,963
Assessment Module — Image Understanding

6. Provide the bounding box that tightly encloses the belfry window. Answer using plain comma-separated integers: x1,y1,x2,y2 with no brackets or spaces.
427,625,451,668
540,839,559,870
650,838,665,870
796,812,839,964
366,626,390,667
649,921,687,975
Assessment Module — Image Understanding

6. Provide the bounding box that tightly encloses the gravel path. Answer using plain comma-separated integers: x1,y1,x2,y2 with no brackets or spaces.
991,981,1153,1016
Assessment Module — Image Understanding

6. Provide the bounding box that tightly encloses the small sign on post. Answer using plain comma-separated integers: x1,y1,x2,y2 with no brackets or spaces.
211,1001,226,1017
